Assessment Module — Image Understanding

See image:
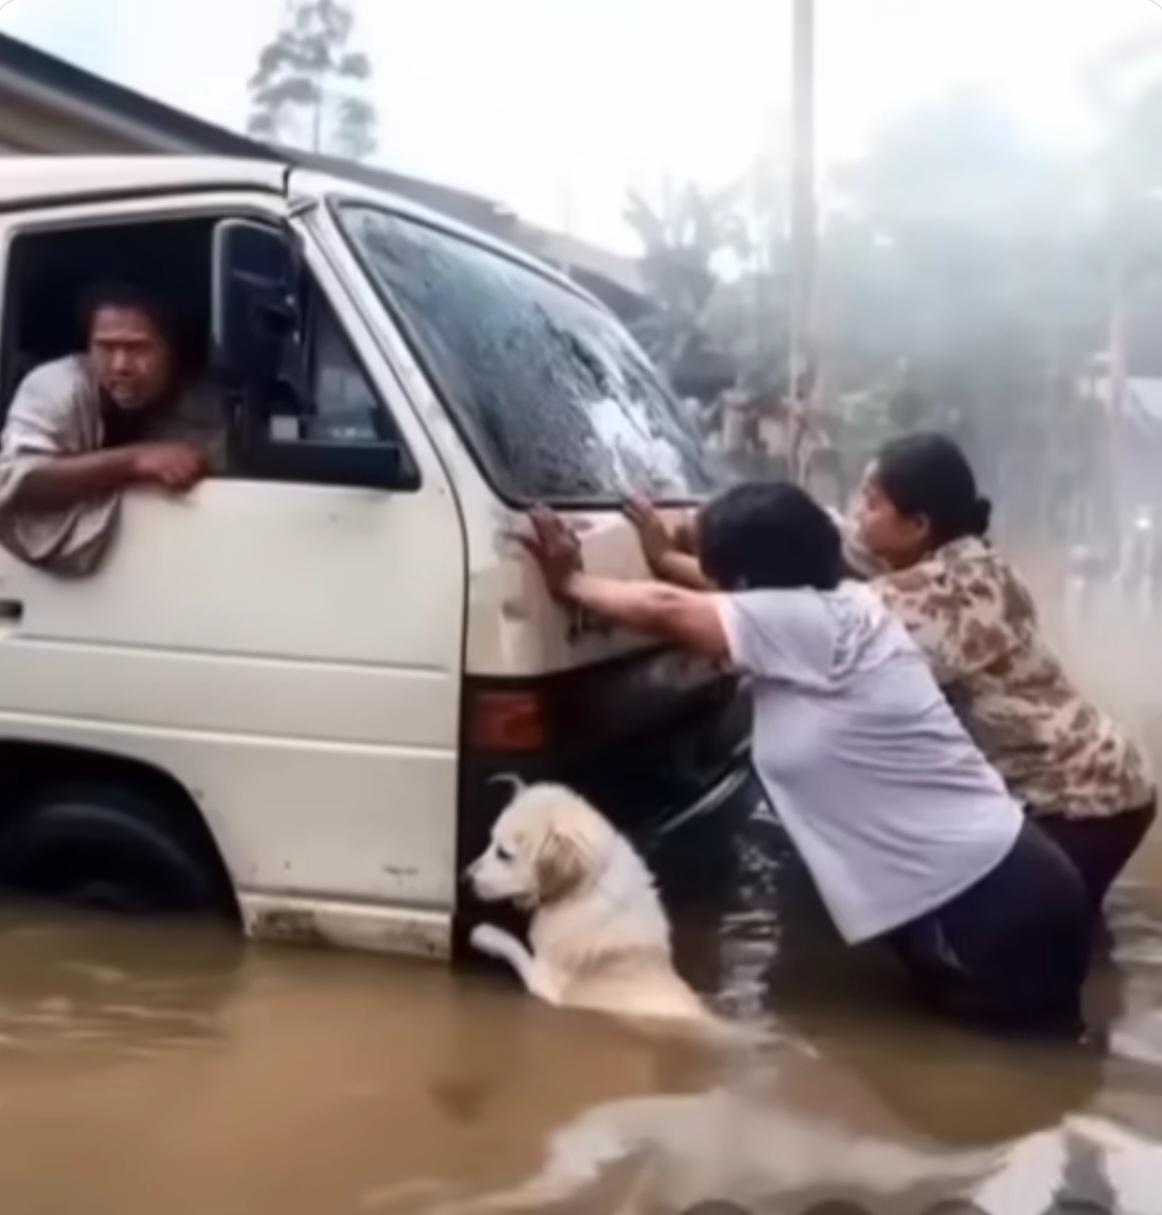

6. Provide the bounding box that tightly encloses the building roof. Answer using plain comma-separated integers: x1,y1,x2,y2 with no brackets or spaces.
0,32,647,315
0,31,506,216
0,31,269,156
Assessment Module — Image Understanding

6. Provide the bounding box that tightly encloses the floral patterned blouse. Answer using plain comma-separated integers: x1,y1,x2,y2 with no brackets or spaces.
872,537,1153,819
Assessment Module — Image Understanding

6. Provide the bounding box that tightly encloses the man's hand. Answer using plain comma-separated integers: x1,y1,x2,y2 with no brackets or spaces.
522,505,583,600
128,441,209,492
624,494,675,572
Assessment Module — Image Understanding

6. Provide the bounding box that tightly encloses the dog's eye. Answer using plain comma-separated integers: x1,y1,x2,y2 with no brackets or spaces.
495,845,514,863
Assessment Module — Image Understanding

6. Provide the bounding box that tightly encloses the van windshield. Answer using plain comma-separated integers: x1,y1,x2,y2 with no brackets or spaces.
336,203,726,502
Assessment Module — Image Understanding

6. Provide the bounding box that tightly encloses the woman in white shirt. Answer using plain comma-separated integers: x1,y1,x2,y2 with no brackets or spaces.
521,483,1090,1034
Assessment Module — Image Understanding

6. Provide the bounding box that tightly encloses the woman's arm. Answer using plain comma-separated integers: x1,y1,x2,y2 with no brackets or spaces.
522,506,727,660
559,570,727,658
623,495,715,591
650,550,715,591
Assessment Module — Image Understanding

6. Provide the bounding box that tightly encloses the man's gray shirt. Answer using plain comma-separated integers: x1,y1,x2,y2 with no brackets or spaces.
0,355,227,574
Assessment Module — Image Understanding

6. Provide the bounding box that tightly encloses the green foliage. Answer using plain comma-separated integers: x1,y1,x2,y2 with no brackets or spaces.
248,0,378,160
624,53,1162,543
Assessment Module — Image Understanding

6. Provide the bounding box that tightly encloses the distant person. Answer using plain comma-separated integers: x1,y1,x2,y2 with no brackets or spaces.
850,434,1155,916
0,282,226,574
527,485,1091,1034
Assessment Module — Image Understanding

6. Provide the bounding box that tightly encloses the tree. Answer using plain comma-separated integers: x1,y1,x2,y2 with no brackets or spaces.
816,92,1113,538
623,182,738,380
817,63,1162,546
623,155,797,403
702,144,792,396
248,0,377,161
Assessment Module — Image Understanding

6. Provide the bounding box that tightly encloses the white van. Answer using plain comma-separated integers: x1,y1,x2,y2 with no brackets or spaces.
0,157,750,959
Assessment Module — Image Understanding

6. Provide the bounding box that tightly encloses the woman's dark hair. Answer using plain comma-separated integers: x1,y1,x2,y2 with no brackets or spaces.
874,432,992,544
699,481,842,591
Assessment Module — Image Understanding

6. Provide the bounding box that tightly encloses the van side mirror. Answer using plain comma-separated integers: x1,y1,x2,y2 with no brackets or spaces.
211,218,410,491
211,219,299,393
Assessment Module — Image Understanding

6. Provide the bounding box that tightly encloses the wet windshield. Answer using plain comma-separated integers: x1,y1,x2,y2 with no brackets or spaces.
337,203,727,502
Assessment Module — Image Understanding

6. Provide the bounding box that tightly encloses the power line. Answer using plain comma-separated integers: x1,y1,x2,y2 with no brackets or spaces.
0,0,20,14
1145,0,1162,14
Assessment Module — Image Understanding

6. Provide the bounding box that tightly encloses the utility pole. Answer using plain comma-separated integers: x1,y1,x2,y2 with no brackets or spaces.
789,0,816,474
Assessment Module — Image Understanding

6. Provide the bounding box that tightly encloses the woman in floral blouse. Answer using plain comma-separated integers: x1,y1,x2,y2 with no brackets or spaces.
627,433,1155,915
849,433,1154,913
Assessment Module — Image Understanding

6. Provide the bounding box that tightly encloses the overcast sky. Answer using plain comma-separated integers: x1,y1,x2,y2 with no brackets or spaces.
1,0,1158,251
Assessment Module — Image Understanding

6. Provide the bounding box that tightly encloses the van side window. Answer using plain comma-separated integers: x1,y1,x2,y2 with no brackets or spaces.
254,285,418,489
1,214,417,490
1,217,216,419
306,297,389,445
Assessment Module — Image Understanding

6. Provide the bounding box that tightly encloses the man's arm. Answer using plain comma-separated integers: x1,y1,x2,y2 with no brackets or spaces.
623,495,715,590
9,449,141,511
8,443,208,511
0,358,213,516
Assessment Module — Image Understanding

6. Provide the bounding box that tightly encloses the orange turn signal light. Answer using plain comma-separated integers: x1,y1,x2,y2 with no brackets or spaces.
466,690,548,753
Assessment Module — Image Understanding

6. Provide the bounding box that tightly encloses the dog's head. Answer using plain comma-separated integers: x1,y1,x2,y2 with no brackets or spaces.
466,783,617,909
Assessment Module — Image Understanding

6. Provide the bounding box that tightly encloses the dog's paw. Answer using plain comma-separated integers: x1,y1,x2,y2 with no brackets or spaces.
470,923,513,959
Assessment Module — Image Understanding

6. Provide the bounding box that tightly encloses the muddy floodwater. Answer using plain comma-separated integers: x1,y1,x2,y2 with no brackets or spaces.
0,601,1159,1215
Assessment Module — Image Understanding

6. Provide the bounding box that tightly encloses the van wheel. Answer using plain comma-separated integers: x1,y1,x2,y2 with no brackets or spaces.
0,784,224,915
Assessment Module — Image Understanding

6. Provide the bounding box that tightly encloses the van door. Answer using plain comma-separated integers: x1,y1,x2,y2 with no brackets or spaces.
0,197,465,956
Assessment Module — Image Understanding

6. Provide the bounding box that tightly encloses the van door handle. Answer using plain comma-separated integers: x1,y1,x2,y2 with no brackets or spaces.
0,599,24,626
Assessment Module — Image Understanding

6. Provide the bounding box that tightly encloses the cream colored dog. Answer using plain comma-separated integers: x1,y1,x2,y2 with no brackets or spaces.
466,781,730,1028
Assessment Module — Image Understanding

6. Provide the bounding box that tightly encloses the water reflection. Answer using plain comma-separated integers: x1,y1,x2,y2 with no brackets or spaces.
420,1056,1005,1214
0,908,243,1055
434,1061,1158,1214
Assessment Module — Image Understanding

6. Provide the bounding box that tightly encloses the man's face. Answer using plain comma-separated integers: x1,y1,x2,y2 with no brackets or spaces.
89,305,174,412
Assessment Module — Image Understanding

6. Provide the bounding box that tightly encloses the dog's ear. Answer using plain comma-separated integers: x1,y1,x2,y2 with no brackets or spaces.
534,828,588,903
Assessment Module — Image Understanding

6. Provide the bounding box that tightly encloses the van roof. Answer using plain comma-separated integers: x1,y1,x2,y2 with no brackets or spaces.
0,156,599,306
0,157,290,208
